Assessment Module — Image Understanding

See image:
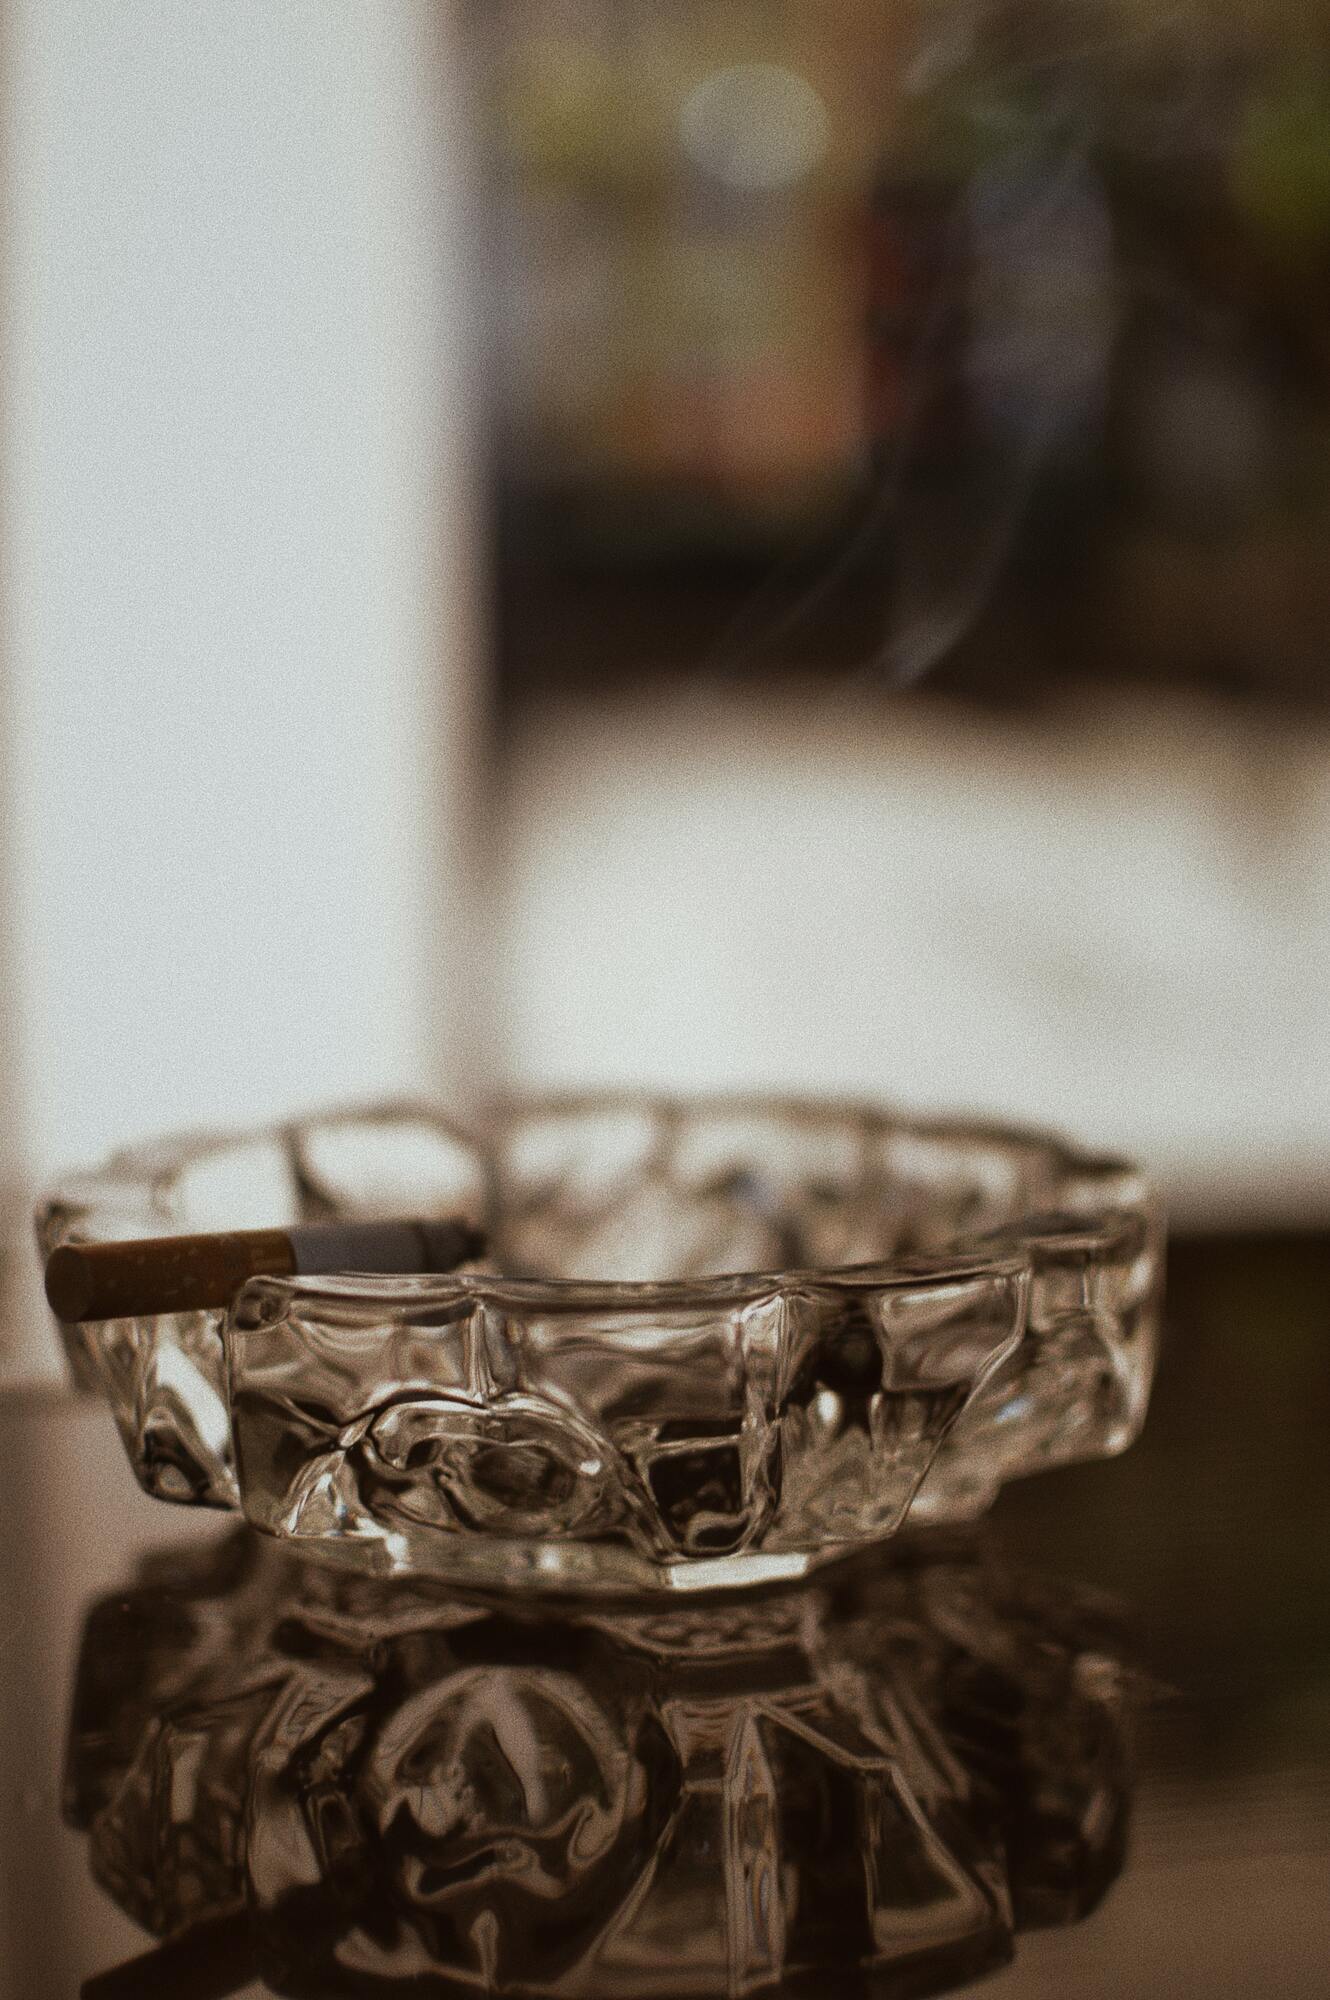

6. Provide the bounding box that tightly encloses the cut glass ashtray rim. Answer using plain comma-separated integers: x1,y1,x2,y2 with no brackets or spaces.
35,1090,1165,1595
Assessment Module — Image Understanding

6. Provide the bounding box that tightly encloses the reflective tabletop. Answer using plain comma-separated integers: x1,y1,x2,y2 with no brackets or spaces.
1,1233,1327,1999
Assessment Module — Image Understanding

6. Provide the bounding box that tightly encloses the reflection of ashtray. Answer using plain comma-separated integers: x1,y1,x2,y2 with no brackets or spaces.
67,1531,1135,1999
40,1096,1163,1594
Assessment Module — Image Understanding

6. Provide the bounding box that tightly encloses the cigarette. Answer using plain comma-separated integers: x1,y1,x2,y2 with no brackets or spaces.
79,1905,255,2000
45,1215,486,1323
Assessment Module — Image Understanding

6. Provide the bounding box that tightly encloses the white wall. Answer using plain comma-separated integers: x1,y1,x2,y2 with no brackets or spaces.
2,3,486,1367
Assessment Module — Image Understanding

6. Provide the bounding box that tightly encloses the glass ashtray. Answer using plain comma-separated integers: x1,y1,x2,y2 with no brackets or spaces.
36,1095,1164,1594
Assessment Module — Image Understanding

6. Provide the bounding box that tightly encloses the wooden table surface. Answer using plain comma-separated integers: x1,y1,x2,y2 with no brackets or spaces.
1,1232,1326,1999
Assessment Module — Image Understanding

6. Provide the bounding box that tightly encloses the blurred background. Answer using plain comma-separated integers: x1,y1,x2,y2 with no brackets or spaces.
7,0,1330,1369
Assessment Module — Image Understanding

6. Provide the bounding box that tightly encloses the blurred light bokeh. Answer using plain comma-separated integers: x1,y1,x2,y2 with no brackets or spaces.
484,0,1330,1226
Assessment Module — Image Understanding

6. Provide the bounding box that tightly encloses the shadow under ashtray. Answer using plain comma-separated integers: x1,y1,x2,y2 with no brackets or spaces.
65,1527,1138,1999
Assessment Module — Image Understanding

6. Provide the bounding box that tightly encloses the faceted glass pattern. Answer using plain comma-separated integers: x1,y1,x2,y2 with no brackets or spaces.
65,1530,1135,1999
37,1096,1163,1591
